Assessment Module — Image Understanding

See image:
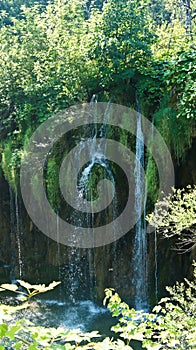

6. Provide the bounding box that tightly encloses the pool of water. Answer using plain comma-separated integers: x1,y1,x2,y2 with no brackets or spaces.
18,298,143,349
1,290,143,349
19,298,115,335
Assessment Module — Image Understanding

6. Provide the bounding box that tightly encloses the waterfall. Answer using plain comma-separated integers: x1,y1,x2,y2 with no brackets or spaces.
78,154,116,297
80,96,115,293
65,96,118,301
132,110,159,308
132,97,148,310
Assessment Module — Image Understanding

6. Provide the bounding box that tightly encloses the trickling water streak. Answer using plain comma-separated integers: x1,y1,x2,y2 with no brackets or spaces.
66,140,88,303
102,100,119,284
9,186,15,281
145,115,159,304
56,212,62,298
151,117,159,304
154,228,158,303
79,162,95,299
132,96,148,310
15,193,23,278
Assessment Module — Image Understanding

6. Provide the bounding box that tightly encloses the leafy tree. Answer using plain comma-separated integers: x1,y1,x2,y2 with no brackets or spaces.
0,0,195,190
105,263,196,349
163,50,196,119
148,0,196,63
147,185,196,252
181,0,196,39
0,0,50,26
88,0,154,88
147,0,173,26
0,0,155,189
0,0,98,188
0,0,89,124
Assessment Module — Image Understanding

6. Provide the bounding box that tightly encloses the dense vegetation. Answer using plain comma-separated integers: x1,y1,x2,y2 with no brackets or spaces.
0,0,195,192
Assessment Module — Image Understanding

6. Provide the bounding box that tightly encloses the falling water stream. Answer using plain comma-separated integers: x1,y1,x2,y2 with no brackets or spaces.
132,97,148,310
66,96,118,302
145,115,159,304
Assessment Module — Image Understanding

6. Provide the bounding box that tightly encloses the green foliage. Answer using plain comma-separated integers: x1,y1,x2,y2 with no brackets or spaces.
163,51,196,119
0,0,195,193
154,93,193,161
0,280,61,301
0,0,89,122
0,319,103,349
104,262,196,349
147,185,196,252
136,52,195,161
146,157,159,207
0,0,92,192
1,140,20,191
89,0,153,87
0,0,49,26
45,158,61,210
151,0,196,57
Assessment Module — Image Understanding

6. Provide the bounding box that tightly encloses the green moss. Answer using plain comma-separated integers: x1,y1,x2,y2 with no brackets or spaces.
146,157,159,211
45,157,61,210
155,94,193,162
1,140,20,192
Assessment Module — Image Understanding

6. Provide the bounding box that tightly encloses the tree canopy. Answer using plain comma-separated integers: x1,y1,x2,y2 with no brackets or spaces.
0,0,195,188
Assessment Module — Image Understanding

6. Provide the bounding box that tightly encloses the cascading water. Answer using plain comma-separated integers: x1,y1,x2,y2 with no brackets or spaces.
132,97,148,310
64,96,118,302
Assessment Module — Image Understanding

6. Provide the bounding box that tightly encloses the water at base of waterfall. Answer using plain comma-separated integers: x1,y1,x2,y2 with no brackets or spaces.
6,291,115,335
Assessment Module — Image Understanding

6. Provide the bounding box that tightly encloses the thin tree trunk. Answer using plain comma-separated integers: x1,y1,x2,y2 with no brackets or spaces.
182,0,193,40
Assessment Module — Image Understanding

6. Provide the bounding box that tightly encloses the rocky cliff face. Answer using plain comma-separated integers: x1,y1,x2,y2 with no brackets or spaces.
175,138,196,187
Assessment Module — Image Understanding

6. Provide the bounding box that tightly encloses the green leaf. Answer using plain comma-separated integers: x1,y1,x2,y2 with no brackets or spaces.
0,323,8,337
0,284,18,292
